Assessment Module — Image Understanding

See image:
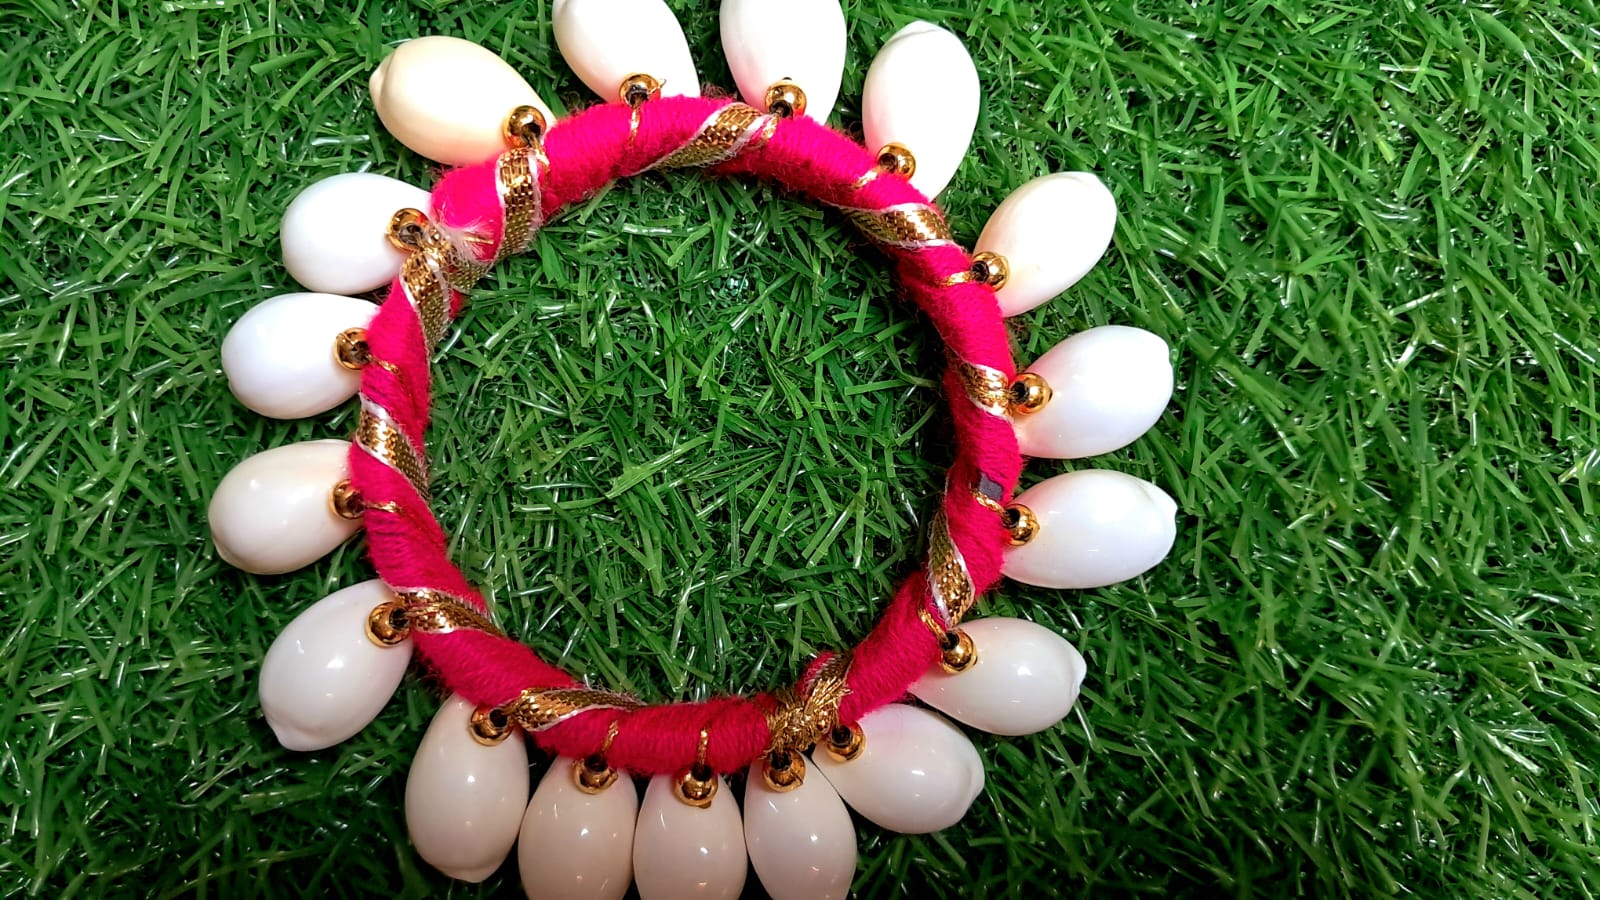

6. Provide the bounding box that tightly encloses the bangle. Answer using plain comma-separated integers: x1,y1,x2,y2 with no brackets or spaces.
211,4,1177,897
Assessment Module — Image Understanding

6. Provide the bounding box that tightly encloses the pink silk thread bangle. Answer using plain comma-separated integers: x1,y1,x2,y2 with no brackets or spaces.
350,94,1022,776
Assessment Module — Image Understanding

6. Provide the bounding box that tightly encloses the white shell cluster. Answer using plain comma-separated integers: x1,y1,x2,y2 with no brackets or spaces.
215,0,1188,892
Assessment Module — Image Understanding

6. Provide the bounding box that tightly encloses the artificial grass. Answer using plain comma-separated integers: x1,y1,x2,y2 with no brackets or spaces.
2,0,1598,896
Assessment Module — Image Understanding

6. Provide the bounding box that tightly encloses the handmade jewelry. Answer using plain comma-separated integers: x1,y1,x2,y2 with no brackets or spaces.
211,2,1178,897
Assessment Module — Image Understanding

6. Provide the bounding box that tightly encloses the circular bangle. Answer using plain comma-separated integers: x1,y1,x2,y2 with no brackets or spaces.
210,4,1179,898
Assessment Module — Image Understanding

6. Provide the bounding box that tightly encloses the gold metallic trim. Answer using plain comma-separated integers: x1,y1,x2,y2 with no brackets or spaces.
971,489,1006,515
399,250,451,349
842,203,954,249
652,104,778,170
399,589,506,638
356,398,429,501
497,146,547,260
953,357,1011,417
765,652,852,757
500,686,644,734
927,509,976,627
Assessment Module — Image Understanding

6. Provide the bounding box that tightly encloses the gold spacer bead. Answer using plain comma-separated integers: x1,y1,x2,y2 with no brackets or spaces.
875,143,916,178
824,723,864,763
938,628,978,674
573,754,620,794
1002,503,1039,547
763,79,808,119
502,104,548,148
761,751,806,792
970,251,1010,289
619,72,663,108
329,479,364,520
386,207,430,252
1008,372,1052,416
673,764,718,808
469,705,513,746
333,327,371,371
365,600,411,647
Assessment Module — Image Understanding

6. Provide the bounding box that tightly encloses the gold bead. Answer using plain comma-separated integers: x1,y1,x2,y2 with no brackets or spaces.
619,72,663,108
824,723,864,763
333,327,371,371
970,251,1009,289
1007,372,1052,416
365,600,411,647
875,143,916,178
502,104,547,148
763,79,808,119
573,755,620,794
1002,503,1039,547
938,628,978,674
469,705,514,746
673,765,718,808
761,751,806,792
386,207,430,252
328,480,364,520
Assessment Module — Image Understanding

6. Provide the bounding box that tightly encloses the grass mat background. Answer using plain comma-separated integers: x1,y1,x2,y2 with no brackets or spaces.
4,0,1599,896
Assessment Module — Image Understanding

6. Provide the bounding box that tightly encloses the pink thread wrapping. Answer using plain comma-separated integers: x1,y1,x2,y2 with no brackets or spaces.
352,95,1022,775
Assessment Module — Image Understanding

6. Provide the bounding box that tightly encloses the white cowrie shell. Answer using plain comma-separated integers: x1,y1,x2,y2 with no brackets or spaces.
743,761,856,900
222,292,377,420
910,617,1087,736
370,35,555,167
720,0,846,123
553,0,700,100
280,172,431,295
517,758,638,900
1003,470,1178,590
632,774,747,899
1013,325,1173,459
809,704,983,834
976,172,1118,317
259,579,411,751
209,439,360,575
406,694,529,882
862,21,980,198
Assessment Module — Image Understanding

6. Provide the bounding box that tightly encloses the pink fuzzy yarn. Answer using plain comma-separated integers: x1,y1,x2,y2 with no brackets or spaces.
354,95,1021,776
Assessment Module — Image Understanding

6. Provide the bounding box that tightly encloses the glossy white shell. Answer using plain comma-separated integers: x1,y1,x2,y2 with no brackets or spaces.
633,774,747,900
743,763,856,900
370,36,555,168
517,759,638,900
1003,470,1177,589
281,172,431,295
222,292,376,420
1013,325,1173,459
209,439,360,575
720,0,846,124
809,704,983,834
976,172,1118,316
553,0,700,101
259,579,411,751
909,617,1086,736
862,21,980,198
406,694,530,882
